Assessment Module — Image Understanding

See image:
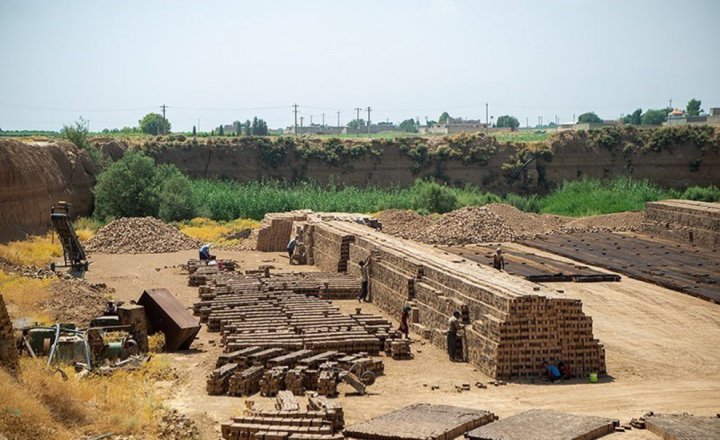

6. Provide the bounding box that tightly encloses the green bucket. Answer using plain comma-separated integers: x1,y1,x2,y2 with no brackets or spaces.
589,372,598,383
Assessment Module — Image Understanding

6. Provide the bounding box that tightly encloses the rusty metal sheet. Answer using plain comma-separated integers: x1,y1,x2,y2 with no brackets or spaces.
137,288,200,351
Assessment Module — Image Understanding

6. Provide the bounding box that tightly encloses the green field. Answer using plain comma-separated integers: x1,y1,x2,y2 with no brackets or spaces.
188,178,719,221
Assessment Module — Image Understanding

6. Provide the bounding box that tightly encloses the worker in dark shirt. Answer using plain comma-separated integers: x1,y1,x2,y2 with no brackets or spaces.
492,248,505,271
447,310,463,361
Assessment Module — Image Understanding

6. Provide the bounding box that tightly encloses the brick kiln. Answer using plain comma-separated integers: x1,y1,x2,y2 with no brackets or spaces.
294,219,606,380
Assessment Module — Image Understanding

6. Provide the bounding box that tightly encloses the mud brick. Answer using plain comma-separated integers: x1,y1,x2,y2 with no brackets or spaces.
228,366,265,397
275,390,300,412
316,370,338,397
207,362,239,395
261,366,289,397
217,346,264,368
307,394,344,431
285,366,308,395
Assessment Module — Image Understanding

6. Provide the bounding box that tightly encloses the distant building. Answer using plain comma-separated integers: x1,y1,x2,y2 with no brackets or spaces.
556,120,619,131
283,126,344,135
419,117,490,135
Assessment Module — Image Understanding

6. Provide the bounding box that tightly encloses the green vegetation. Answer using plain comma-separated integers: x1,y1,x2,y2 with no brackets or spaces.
139,112,171,135
61,117,101,163
496,115,520,129
93,151,193,221
492,131,549,143
577,112,603,123
686,98,702,117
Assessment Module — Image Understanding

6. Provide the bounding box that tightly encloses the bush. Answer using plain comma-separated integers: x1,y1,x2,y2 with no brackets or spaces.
410,180,459,214
62,117,101,164
680,185,720,202
93,152,194,220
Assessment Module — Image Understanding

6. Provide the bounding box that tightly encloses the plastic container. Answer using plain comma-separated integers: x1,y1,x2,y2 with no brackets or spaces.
589,372,598,383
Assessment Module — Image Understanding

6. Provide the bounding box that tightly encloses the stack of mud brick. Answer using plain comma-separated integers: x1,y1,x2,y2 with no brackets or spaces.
299,220,606,380
227,365,265,397
221,409,344,440
187,259,238,275
384,339,413,360
336,353,384,376
207,362,239,395
285,366,308,395
307,394,344,431
261,366,289,397
642,200,720,249
117,304,149,353
0,295,18,373
316,369,338,397
275,390,300,412
256,210,313,252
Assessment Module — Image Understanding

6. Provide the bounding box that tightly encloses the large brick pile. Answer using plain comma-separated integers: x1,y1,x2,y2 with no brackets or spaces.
641,199,720,249
298,220,606,379
0,294,18,373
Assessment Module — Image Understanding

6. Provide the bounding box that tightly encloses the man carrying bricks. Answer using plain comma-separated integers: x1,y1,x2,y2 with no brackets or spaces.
357,255,371,303
287,235,298,263
492,248,505,271
447,310,464,361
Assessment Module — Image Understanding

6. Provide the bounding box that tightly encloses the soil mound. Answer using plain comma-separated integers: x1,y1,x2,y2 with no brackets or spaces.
376,209,434,241
46,279,111,326
86,217,202,254
559,211,644,234
423,206,515,245
484,203,569,238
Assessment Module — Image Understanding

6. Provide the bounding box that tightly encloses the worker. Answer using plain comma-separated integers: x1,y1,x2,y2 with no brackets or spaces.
287,235,298,263
357,254,371,303
399,305,411,339
543,360,562,382
447,310,463,361
492,248,505,271
199,243,212,261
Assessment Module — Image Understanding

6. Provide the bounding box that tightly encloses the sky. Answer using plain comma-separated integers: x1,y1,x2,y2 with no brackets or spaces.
1,0,719,132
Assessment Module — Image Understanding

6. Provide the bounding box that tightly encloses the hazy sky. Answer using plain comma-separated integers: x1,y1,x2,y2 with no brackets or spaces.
1,0,719,131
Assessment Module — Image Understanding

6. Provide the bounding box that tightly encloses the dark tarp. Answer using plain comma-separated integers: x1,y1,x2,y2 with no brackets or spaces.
137,288,200,351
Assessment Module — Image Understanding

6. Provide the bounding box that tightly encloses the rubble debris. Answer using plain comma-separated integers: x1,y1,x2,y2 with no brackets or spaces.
138,289,201,351
86,217,202,254
344,403,496,440
159,409,201,440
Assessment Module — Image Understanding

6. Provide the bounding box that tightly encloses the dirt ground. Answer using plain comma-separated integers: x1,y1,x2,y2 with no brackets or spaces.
83,246,720,440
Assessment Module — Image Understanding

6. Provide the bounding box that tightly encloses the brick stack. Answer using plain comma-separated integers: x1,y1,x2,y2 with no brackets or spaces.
256,211,312,252
307,394,344,432
317,369,338,397
221,409,343,440
298,220,606,380
216,346,264,368
275,390,300,412
385,339,413,360
207,363,239,395
227,366,265,397
0,295,18,373
260,366,289,397
642,199,720,248
285,366,308,395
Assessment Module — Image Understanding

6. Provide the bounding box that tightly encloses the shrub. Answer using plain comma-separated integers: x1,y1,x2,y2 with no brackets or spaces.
410,180,459,214
680,185,720,202
93,152,194,220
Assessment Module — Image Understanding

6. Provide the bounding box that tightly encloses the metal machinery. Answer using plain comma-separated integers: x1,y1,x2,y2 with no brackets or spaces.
50,201,89,272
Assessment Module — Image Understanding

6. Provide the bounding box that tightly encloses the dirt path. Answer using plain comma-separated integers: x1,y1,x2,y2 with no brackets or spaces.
83,247,720,439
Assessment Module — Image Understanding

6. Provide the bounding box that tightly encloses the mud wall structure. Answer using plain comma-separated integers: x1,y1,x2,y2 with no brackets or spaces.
296,220,606,379
137,125,720,192
0,295,18,373
641,200,720,249
0,140,97,242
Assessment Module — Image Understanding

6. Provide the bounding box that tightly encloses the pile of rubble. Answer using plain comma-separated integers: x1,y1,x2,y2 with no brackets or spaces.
375,209,434,241
86,217,202,254
423,206,516,245
46,279,112,326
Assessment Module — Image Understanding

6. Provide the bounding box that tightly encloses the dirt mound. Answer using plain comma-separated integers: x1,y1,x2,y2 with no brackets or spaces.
484,203,569,238
45,279,111,326
86,217,202,254
559,211,645,234
376,210,434,241
423,206,515,245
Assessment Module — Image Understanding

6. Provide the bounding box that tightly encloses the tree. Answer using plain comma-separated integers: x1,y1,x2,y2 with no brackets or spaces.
496,115,520,129
244,120,251,136
438,112,450,124
218,124,224,136
233,121,243,135
62,117,100,163
686,98,702,117
398,118,418,133
426,120,437,128
577,112,603,123
255,118,268,136
139,112,171,135
641,108,670,125
93,151,195,221
622,108,642,125
347,119,366,129
192,126,197,136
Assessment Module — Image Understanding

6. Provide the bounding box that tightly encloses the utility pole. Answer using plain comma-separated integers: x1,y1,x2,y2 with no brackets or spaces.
197,119,200,134
538,116,541,127
310,115,313,126
526,117,529,129
160,104,167,135
355,107,361,137
573,113,576,124
366,107,372,136
321,113,325,128
669,98,672,109
293,103,299,136
485,103,489,126
336,111,341,129
300,116,304,128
